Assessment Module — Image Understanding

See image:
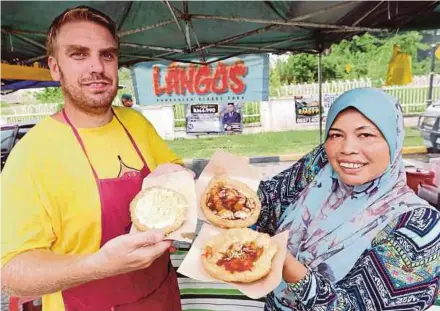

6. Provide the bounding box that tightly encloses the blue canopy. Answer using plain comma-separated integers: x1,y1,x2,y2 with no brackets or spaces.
1,79,60,94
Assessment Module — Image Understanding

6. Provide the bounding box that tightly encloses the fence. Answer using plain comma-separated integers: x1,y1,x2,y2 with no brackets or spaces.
1,75,439,126
276,75,439,115
273,78,373,97
383,85,440,115
0,103,61,124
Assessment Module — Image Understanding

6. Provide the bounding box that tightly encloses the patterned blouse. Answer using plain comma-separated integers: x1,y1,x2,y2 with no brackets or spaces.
256,145,440,311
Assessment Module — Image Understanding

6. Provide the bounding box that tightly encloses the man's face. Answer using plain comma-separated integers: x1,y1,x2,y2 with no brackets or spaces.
122,98,133,107
48,21,119,115
227,104,235,113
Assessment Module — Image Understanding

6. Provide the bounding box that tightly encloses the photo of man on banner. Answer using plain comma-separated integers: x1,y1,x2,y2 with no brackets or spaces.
222,102,243,133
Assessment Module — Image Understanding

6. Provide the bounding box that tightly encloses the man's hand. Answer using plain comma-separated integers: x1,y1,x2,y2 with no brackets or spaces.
1,231,172,297
149,163,195,179
89,231,172,277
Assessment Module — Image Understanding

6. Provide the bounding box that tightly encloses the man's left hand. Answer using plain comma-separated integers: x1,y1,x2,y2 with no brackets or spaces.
149,163,195,179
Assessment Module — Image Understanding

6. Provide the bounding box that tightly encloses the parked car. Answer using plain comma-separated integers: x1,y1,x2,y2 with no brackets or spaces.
1,120,36,170
418,99,440,153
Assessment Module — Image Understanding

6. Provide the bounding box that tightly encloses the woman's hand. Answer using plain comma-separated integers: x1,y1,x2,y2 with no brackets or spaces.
282,252,308,283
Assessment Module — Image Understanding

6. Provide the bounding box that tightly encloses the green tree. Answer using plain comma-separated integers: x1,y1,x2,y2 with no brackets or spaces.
272,31,433,85
35,87,64,104
269,68,282,95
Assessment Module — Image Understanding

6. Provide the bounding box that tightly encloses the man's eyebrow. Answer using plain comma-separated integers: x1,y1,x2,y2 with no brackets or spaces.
65,45,89,53
64,45,118,54
101,47,119,54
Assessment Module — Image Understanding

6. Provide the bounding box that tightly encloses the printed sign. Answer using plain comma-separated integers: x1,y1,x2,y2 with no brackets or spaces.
132,54,269,105
186,102,243,134
295,95,320,124
295,93,340,124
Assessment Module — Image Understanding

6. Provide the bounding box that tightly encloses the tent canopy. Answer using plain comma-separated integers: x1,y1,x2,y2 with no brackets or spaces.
1,80,60,94
2,1,439,67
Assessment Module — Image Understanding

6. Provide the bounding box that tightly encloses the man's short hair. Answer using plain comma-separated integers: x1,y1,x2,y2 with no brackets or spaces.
227,103,234,106
121,94,133,101
46,6,119,57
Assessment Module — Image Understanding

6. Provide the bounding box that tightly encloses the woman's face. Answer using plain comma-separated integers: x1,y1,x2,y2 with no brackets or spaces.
325,108,391,186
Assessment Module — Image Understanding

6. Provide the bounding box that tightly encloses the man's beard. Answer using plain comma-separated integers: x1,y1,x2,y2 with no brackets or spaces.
60,68,118,115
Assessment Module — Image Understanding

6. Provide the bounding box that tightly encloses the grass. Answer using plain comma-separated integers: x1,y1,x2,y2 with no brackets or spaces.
167,127,424,159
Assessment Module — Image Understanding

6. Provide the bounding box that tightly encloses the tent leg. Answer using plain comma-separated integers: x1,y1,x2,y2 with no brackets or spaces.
318,52,323,144
427,43,437,107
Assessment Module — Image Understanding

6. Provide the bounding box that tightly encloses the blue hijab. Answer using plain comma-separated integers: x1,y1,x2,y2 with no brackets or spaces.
273,88,429,308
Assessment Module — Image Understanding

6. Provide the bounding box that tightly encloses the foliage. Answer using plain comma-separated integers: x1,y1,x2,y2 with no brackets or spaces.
271,31,435,86
35,87,64,104
269,68,282,95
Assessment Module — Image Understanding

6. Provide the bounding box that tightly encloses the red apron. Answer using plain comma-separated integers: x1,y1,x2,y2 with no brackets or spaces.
60,109,181,311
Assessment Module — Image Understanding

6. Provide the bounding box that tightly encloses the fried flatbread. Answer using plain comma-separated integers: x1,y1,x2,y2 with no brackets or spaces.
130,186,187,234
201,177,261,228
201,228,277,283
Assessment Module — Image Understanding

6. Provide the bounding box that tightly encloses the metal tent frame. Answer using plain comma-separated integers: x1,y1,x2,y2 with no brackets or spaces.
1,1,440,139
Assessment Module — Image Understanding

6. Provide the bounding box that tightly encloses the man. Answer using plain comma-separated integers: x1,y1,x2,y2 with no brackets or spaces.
1,6,186,311
121,93,141,112
222,102,242,132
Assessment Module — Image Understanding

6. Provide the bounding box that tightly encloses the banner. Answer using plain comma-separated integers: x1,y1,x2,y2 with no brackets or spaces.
132,54,269,105
186,102,243,134
295,93,340,124
294,95,320,124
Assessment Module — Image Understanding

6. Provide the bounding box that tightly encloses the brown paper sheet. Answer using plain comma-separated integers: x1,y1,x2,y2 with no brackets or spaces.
177,223,289,299
130,170,197,243
196,150,263,222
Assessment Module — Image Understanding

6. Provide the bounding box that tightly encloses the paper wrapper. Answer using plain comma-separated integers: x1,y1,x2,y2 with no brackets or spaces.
196,150,263,222
130,170,197,243
177,223,289,299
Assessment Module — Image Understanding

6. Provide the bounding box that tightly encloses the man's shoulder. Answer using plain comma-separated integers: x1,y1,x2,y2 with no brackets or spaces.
2,116,61,171
11,117,59,149
113,106,153,129
114,106,144,120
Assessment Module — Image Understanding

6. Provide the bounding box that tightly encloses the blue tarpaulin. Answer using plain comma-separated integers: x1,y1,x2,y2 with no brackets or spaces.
1,80,60,94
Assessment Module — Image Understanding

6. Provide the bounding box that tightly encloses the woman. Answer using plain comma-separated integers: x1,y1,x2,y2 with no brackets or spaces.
257,88,440,310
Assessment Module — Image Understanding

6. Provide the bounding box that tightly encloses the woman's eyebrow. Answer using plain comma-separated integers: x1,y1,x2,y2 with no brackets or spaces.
355,125,375,131
328,127,343,132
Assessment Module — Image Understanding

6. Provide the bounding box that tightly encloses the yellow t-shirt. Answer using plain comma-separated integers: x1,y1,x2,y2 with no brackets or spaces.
1,107,182,311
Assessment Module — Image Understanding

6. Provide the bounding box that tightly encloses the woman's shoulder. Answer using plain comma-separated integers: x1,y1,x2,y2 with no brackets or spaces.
375,206,440,258
395,206,440,236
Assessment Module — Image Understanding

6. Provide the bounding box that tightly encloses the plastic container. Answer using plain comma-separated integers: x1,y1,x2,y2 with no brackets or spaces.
429,157,440,187
406,167,435,193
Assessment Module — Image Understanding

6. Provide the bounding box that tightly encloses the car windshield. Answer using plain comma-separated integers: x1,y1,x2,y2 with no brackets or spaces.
1,128,14,152
421,116,437,129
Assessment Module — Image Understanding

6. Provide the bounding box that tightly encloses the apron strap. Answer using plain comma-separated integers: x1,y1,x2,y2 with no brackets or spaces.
62,108,149,180
62,108,99,180
112,109,148,168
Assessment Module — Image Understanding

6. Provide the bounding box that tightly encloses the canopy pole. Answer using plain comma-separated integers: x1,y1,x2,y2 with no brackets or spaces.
118,20,174,37
318,51,323,144
121,42,184,53
190,14,387,33
427,40,438,107
193,24,276,53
